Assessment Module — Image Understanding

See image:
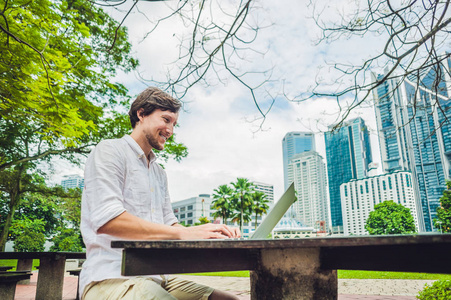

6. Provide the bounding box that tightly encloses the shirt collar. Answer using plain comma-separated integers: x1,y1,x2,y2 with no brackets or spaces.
123,135,157,164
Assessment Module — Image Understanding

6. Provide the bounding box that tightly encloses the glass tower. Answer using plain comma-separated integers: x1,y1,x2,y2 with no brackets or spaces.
325,118,372,232
282,132,315,189
372,60,451,231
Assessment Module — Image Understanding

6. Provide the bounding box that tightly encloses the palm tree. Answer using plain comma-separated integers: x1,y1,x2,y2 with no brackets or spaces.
231,178,254,232
251,191,270,230
211,184,233,224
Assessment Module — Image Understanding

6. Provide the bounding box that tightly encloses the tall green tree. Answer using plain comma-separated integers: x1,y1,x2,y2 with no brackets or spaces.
0,171,76,251
0,0,138,154
365,200,416,235
251,191,269,230
0,0,188,251
434,181,451,233
211,184,234,224
230,178,254,232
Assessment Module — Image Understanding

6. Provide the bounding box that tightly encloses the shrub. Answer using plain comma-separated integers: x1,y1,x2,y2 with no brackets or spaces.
417,280,451,300
10,218,46,252
50,227,83,252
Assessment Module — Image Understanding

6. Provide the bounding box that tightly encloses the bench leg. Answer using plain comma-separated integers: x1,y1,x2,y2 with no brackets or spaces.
36,256,66,300
0,282,17,300
16,259,33,284
250,248,337,300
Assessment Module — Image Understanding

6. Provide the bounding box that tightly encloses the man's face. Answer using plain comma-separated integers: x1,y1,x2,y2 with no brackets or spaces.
138,109,179,151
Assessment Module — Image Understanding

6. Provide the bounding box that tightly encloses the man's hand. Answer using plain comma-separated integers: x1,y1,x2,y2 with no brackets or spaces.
174,223,241,240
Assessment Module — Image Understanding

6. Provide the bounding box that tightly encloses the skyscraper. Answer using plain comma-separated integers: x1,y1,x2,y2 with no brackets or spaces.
325,117,372,233
282,132,315,189
61,174,84,190
372,61,451,231
289,151,329,230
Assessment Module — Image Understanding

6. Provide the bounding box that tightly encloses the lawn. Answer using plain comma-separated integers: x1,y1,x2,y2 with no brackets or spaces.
0,259,40,271
185,270,451,280
1,258,449,280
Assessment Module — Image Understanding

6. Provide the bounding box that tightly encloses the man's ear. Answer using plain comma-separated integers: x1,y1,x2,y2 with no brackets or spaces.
137,108,144,121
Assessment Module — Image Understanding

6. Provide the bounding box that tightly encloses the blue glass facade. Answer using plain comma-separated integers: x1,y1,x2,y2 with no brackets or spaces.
325,118,372,229
282,132,315,189
373,60,451,231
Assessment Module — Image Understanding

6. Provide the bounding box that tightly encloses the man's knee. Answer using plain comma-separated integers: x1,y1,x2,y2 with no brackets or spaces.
208,289,240,300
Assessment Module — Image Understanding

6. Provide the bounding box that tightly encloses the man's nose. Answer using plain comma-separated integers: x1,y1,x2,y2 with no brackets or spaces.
166,124,174,137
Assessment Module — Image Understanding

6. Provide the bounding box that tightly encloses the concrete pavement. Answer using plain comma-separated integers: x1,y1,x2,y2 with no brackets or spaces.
13,272,433,299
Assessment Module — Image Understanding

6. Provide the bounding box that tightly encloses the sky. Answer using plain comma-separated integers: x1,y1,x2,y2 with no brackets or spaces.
54,0,385,201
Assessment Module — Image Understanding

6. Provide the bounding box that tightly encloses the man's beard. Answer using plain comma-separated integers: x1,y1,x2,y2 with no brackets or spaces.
146,134,164,151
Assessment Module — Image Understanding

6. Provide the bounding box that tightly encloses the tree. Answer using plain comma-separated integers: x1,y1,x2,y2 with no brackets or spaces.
251,191,270,230
211,184,234,224
14,192,61,237
434,181,451,233
0,172,80,251
230,178,255,232
0,0,137,154
9,217,46,252
195,216,211,226
95,1,451,131
365,200,416,235
93,1,274,125
305,0,451,130
0,0,188,251
50,228,83,252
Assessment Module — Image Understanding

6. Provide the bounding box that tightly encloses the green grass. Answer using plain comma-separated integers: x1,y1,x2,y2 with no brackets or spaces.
184,270,451,280
0,259,40,271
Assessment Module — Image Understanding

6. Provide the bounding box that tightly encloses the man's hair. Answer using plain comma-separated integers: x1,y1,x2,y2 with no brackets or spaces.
129,87,181,128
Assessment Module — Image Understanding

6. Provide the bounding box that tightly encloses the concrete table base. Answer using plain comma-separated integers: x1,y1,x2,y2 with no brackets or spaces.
251,248,337,300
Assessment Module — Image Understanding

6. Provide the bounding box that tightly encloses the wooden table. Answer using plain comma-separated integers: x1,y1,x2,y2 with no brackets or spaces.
112,234,451,300
0,252,85,300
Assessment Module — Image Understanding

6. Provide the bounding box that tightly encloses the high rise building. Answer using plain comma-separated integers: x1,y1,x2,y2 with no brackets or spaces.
372,61,451,231
340,171,419,235
282,132,315,189
172,194,213,226
289,151,330,230
61,174,84,190
325,117,372,233
253,181,274,205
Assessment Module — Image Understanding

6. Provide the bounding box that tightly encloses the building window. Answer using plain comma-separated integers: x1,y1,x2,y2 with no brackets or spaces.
187,212,193,218
180,214,185,219
187,205,193,210
180,207,185,212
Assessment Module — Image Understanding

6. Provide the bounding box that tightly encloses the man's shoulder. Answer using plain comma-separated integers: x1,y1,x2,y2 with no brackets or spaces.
96,137,127,149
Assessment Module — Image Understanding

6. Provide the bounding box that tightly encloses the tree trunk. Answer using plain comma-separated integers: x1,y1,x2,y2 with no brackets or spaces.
0,193,20,251
0,165,24,252
240,195,244,232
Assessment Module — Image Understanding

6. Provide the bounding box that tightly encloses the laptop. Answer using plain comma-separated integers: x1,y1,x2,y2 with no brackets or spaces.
248,182,296,240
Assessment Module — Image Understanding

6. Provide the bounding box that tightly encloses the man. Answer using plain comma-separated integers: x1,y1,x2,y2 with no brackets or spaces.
80,87,240,300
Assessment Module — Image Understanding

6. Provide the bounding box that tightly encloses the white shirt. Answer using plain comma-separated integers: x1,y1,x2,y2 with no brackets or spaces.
79,135,178,295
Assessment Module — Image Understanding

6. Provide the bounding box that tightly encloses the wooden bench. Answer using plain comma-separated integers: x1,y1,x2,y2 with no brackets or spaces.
0,271,32,300
112,234,451,300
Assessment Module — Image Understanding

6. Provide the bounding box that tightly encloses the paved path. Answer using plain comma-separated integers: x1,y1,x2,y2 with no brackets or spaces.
14,272,433,299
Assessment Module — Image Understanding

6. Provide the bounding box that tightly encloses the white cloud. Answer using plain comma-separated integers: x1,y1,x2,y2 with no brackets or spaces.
57,1,385,202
